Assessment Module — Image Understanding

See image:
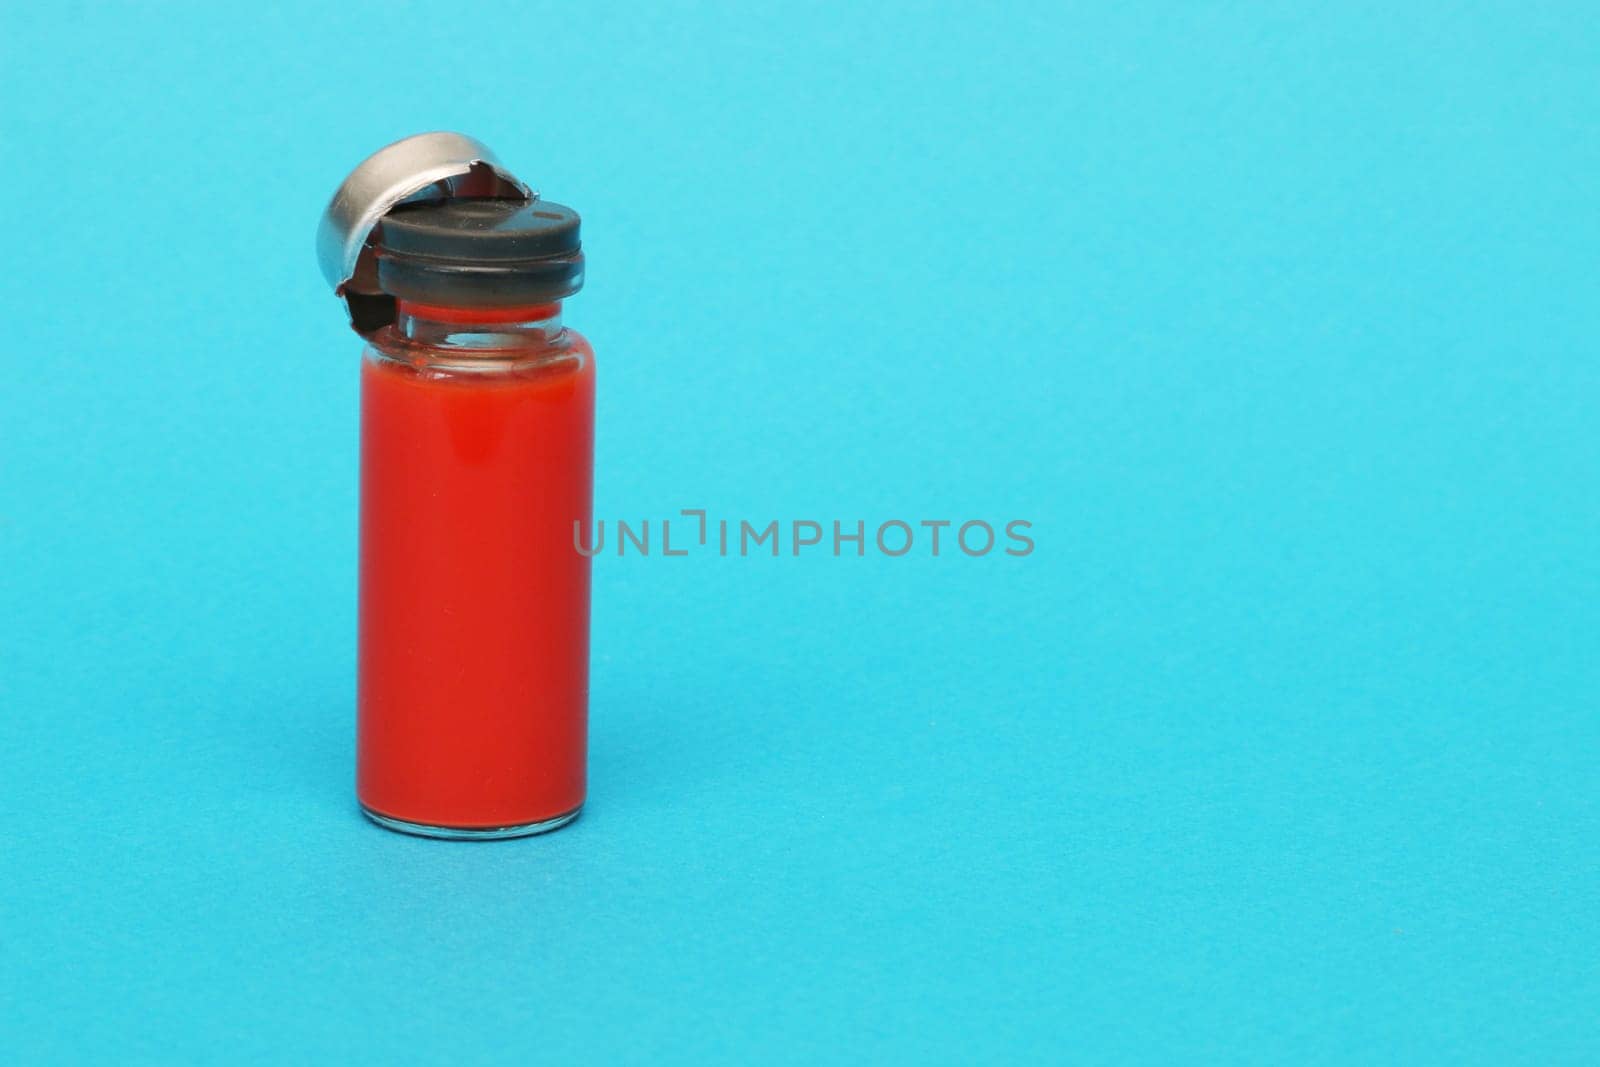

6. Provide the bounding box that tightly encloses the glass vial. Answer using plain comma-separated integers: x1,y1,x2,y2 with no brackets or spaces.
353,198,593,838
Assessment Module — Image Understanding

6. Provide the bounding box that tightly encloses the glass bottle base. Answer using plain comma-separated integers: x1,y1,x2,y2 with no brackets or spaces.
360,803,582,840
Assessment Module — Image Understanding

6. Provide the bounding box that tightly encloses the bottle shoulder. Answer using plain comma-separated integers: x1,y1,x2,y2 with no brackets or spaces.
561,327,594,359
364,325,593,383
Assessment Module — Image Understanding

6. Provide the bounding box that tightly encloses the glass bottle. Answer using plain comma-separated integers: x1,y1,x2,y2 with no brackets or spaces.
353,197,594,838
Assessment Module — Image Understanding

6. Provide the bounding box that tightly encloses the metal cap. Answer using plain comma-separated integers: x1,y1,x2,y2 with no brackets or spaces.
316,132,533,333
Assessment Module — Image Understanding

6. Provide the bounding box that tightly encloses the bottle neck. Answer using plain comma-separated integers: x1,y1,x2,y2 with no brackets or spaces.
395,300,564,349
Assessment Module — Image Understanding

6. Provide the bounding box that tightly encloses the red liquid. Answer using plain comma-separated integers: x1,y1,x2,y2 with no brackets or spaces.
357,307,594,829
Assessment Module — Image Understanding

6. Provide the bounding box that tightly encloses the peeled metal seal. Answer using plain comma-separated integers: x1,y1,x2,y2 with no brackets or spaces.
317,132,534,334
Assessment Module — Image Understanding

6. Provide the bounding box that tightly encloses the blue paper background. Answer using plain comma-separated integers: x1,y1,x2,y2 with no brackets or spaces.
2,3,1596,1062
